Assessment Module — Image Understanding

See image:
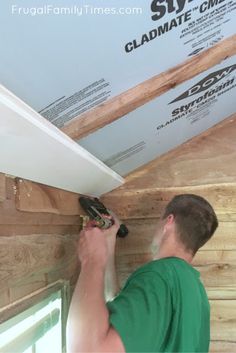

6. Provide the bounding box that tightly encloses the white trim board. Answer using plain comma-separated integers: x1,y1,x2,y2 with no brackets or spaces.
0,85,124,196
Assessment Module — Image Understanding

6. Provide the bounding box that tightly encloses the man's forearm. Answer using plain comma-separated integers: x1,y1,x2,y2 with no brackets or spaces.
67,262,110,353
105,254,120,302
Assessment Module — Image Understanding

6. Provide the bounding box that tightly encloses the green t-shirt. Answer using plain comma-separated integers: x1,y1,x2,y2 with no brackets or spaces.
107,257,210,353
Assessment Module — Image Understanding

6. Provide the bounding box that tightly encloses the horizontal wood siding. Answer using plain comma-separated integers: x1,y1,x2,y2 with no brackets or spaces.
0,175,82,310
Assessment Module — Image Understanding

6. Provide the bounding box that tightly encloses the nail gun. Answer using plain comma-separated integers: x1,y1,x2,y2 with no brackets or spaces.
79,196,128,238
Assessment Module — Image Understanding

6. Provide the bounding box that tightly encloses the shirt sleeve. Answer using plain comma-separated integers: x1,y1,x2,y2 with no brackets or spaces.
106,271,172,353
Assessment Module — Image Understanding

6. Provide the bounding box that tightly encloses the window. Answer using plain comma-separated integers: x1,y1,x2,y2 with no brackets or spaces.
0,282,69,353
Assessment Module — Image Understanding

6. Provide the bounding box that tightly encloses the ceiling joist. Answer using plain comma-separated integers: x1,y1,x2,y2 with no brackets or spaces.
62,34,236,140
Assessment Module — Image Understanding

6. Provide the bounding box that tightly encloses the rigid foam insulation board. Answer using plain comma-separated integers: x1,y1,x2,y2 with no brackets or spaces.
78,56,236,176
0,0,235,128
0,85,124,196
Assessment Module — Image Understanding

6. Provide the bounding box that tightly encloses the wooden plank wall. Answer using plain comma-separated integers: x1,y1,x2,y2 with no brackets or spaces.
0,118,235,351
0,175,83,312
102,114,236,353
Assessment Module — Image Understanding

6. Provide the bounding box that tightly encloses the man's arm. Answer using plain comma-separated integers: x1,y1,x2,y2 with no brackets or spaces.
66,224,125,353
105,254,120,302
104,225,120,301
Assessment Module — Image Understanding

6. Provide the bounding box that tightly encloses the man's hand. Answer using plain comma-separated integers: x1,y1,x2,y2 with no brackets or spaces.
78,217,119,269
105,212,120,256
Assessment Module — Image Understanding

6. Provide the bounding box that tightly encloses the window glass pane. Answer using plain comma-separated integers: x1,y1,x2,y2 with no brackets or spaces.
22,348,32,353
35,323,61,353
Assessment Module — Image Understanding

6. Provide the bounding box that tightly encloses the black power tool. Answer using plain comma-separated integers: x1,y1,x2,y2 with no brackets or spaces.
79,197,128,238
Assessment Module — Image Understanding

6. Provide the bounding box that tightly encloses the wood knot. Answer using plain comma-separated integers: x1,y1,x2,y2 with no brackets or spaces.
170,81,177,89
54,244,65,259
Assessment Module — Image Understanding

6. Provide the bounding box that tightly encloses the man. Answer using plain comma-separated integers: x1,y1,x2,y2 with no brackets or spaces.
66,194,218,353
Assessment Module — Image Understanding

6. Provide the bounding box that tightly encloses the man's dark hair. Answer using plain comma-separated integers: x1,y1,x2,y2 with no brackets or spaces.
162,194,218,255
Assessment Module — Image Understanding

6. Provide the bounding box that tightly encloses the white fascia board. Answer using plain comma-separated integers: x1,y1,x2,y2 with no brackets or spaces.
0,85,124,196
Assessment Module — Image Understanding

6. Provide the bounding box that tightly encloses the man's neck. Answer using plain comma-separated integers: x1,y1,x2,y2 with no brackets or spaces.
153,246,194,264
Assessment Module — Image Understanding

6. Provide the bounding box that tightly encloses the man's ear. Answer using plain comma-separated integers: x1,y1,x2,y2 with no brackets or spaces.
166,214,175,225
163,214,175,234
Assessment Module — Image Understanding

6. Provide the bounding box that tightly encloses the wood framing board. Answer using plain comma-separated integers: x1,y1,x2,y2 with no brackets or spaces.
0,177,82,232
0,85,124,196
15,178,83,215
62,35,236,140
0,225,82,237
0,199,81,226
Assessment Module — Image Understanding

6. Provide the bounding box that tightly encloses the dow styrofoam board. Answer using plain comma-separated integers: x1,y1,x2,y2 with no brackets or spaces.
0,1,235,130
78,55,236,176
0,84,124,196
